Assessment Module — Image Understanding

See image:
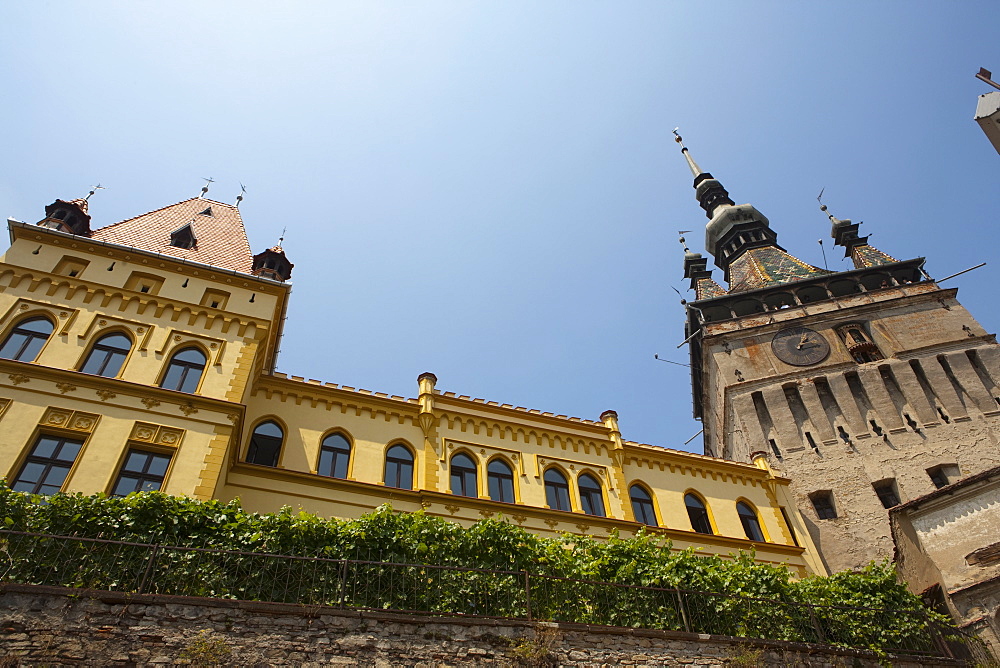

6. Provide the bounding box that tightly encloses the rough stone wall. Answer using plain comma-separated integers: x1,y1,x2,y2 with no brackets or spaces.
702,284,1000,573
0,584,959,667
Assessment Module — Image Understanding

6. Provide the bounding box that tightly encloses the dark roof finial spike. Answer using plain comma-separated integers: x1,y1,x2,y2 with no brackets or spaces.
235,182,247,208
199,177,214,199
672,127,704,178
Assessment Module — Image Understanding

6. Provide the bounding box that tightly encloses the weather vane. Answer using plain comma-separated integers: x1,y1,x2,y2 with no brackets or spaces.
235,182,247,208
84,183,105,201
199,177,215,199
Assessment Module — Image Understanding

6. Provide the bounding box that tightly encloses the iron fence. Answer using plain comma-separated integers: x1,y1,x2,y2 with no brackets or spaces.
0,530,955,657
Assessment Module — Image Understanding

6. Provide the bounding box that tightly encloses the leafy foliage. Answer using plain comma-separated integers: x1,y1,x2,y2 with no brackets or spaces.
0,482,948,655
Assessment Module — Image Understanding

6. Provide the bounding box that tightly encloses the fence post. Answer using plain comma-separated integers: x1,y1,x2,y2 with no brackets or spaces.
923,611,953,658
675,590,691,633
807,605,825,644
338,560,349,609
523,571,532,621
137,544,161,595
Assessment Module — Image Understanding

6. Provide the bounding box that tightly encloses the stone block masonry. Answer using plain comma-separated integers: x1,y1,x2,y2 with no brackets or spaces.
0,584,960,667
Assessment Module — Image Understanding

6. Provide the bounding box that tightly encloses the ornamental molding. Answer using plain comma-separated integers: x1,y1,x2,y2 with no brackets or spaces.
0,298,79,337
0,265,266,340
439,412,611,458
154,328,227,367
40,407,100,433
130,421,185,448
442,438,526,475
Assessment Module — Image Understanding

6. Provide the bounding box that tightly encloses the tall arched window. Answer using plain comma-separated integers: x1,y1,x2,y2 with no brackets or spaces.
159,347,207,393
629,484,658,526
450,453,478,497
685,493,713,534
578,473,605,517
80,332,132,377
385,444,414,490
318,432,351,479
487,459,515,503
737,501,765,542
246,421,283,467
544,468,570,512
0,317,54,362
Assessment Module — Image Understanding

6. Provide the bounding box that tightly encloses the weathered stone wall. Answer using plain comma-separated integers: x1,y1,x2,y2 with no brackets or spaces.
702,283,1000,573
0,584,959,667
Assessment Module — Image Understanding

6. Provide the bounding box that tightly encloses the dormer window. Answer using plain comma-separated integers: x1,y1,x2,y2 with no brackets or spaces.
198,206,213,217
170,223,197,250
835,322,884,363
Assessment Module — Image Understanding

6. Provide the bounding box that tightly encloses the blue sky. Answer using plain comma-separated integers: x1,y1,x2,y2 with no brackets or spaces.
2,2,997,453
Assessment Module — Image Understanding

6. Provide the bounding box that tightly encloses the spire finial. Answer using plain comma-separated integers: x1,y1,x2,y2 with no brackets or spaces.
817,187,844,225
672,127,704,177
84,183,105,201
277,227,286,249
199,177,215,199
235,182,247,208
678,230,693,254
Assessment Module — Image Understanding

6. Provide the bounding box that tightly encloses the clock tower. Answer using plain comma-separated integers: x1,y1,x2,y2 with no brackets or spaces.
676,133,1000,572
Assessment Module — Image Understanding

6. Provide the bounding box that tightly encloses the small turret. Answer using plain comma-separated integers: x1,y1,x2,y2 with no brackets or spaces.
38,198,92,236
251,245,294,282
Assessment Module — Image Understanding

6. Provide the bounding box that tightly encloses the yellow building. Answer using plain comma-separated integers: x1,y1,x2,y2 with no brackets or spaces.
0,193,825,576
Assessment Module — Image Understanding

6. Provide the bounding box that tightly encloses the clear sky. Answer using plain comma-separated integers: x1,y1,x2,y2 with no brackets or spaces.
2,2,997,454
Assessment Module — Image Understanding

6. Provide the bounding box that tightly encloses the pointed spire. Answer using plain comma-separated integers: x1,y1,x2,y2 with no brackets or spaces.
672,128,703,177
671,128,735,220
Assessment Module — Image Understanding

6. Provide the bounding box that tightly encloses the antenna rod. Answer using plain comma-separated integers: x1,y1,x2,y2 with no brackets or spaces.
684,429,704,445
937,263,986,283
654,354,691,368
818,239,829,270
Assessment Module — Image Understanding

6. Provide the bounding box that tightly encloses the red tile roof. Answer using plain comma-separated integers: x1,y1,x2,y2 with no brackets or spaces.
89,198,253,273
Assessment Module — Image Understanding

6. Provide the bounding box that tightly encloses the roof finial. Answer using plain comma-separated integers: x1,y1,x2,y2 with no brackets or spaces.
277,226,286,250
199,177,214,199
84,183,105,201
672,127,704,178
235,182,247,208
817,187,845,225
678,230,693,254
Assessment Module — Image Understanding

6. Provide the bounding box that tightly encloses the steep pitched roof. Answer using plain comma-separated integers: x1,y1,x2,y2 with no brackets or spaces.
727,246,833,293
89,198,253,273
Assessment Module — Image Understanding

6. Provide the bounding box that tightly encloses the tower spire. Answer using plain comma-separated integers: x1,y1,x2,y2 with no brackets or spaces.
672,128,704,177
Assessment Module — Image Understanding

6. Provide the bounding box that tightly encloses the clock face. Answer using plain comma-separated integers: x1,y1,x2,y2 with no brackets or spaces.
771,326,830,366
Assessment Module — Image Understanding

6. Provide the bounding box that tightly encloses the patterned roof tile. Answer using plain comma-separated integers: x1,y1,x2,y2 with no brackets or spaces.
89,198,253,273
727,246,833,293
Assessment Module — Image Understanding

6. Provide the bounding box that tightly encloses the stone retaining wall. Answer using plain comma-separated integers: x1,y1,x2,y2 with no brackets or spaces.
0,584,960,667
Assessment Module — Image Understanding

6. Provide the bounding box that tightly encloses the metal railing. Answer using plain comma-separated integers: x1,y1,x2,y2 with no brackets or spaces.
0,531,954,657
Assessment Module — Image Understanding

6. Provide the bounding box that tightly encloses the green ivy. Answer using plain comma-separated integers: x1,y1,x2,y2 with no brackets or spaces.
0,482,949,655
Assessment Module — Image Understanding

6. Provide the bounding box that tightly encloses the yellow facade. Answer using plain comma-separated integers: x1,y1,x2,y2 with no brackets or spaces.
0,196,825,577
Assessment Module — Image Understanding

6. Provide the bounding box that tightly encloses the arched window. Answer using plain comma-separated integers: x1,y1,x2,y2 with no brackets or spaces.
246,421,283,467
80,332,132,377
450,452,478,497
685,493,713,534
159,347,207,393
0,317,54,362
737,502,765,542
629,484,658,526
487,458,515,504
578,473,605,517
544,468,571,512
318,432,351,479
385,444,414,490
